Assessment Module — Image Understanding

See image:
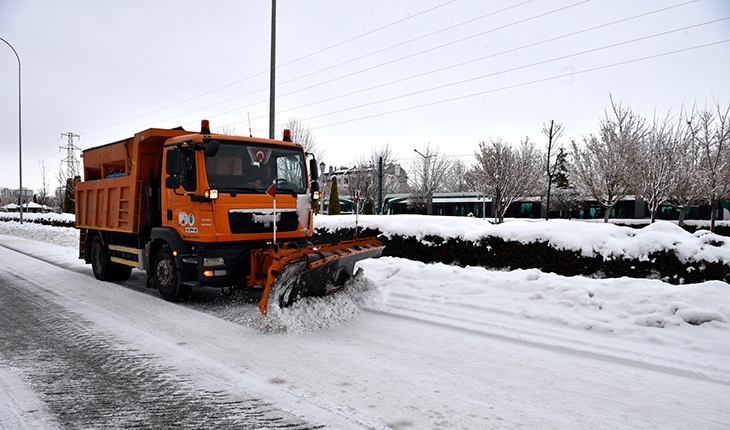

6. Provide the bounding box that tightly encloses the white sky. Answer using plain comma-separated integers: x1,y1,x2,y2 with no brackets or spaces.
1,0,729,193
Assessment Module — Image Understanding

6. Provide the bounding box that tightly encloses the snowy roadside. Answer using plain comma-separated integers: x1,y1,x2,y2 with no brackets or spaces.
1,216,729,385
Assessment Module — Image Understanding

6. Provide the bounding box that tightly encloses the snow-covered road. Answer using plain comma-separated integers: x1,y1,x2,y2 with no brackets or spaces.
1,223,729,429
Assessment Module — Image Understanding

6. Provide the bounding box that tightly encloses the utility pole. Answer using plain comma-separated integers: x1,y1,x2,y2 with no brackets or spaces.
269,0,276,139
60,132,81,214
60,132,81,180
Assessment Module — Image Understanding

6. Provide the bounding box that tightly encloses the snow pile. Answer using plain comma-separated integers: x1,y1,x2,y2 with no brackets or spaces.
359,256,730,381
316,215,730,264
265,270,383,334
0,220,78,248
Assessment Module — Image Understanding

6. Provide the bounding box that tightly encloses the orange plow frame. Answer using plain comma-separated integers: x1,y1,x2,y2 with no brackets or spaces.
249,237,385,315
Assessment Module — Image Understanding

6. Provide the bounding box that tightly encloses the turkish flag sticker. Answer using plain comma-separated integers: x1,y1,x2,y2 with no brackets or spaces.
248,147,272,163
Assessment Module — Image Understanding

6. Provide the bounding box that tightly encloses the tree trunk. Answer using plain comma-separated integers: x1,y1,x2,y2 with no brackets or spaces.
678,208,686,227
545,182,552,221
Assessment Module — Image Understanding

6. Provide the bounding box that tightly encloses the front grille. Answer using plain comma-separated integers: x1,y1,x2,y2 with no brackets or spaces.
228,209,299,234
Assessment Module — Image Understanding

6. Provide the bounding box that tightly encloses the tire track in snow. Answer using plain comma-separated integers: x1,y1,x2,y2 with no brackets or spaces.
362,304,728,386
0,269,323,430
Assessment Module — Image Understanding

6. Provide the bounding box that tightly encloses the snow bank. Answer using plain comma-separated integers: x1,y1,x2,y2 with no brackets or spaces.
316,215,730,264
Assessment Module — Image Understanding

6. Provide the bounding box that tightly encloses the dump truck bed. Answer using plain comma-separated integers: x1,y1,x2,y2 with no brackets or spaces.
75,128,190,233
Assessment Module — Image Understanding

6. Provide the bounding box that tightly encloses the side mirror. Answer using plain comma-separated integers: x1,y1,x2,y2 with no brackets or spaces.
166,148,182,176
309,158,319,181
165,176,181,189
205,140,220,157
311,180,320,192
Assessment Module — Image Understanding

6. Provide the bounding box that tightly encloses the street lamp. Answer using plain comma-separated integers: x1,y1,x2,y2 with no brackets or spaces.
0,37,22,224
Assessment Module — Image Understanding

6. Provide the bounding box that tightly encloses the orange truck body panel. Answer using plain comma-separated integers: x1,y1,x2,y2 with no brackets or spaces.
76,128,192,233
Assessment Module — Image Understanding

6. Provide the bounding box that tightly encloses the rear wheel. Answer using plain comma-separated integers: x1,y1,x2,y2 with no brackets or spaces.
90,236,113,281
90,236,134,281
155,245,191,301
114,265,133,281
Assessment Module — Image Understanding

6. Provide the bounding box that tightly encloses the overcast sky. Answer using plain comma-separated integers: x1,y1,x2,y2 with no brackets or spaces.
1,0,729,193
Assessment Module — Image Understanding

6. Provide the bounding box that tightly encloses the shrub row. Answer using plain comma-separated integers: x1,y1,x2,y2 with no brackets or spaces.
4,216,727,284
313,227,730,285
0,214,75,228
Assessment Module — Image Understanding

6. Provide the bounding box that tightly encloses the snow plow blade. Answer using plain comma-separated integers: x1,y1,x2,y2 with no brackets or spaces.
251,237,385,315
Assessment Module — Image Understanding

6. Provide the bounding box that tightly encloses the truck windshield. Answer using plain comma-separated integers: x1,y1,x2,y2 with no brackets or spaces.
204,141,307,195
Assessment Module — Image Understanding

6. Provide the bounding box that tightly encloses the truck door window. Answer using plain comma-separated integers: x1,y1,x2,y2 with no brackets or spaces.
179,147,197,192
276,155,305,192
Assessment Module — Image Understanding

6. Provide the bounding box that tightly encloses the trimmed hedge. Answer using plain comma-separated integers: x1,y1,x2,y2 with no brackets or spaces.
313,227,730,285
0,214,75,228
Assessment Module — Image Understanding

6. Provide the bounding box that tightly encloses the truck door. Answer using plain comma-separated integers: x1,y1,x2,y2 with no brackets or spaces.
162,145,205,240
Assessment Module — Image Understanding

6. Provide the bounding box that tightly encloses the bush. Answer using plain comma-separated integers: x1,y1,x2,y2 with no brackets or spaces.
313,227,730,284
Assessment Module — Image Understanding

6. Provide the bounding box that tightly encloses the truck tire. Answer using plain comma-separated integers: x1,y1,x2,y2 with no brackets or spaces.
91,236,134,282
91,236,114,281
114,265,133,281
154,245,192,301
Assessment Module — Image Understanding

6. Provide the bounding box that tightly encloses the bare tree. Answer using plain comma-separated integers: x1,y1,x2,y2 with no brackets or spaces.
632,112,682,223
409,142,454,215
345,159,375,214
280,116,322,161
56,161,79,214
368,144,406,213
570,98,645,223
546,146,585,218
446,159,474,192
550,188,585,219
473,137,543,223
688,100,730,232
215,124,239,135
341,143,406,214
670,109,704,226
542,120,564,219
37,156,51,207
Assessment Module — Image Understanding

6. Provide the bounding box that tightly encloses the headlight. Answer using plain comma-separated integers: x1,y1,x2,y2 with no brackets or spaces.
203,257,225,267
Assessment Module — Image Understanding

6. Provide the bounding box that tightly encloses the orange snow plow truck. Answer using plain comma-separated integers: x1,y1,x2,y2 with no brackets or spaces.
75,120,384,315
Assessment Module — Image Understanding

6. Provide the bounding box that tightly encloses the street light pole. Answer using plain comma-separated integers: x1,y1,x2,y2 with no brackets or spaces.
0,37,22,224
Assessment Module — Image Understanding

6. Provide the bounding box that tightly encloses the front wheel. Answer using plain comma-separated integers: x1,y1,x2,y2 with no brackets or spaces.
154,245,191,301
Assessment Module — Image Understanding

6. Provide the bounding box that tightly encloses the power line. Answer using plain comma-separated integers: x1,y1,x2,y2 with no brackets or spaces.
74,1,595,143
245,0,703,125
77,1,530,143
205,0,595,129
278,0,459,69
276,0,536,88
290,18,730,125
78,1,459,138
304,39,730,131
